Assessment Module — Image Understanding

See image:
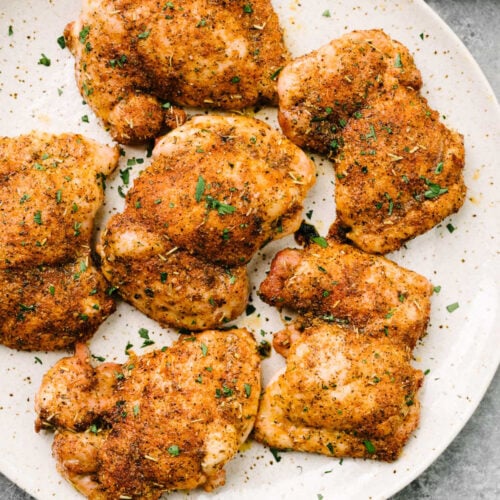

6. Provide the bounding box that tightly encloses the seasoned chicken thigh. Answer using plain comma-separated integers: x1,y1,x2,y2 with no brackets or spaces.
277,29,466,253
0,132,118,350
253,321,423,462
65,0,289,143
100,115,314,329
35,329,261,499
259,238,433,354
331,85,466,254
99,210,249,331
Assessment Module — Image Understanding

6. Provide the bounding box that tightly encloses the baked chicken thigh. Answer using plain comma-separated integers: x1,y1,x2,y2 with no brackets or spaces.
276,29,466,253
99,115,315,329
0,132,118,350
35,329,261,498
259,238,433,354
65,0,289,143
253,321,423,461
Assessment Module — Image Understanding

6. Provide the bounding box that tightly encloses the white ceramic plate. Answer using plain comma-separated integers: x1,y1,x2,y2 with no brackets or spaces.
0,1,498,499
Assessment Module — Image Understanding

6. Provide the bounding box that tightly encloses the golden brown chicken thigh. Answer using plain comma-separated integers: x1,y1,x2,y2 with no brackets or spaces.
253,321,423,462
331,85,466,254
35,329,261,499
259,238,433,354
99,115,315,330
277,29,466,253
65,0,289,143
0,132,118,350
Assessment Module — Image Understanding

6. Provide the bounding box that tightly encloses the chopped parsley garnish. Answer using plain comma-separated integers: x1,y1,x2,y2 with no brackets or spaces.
200,343,208,357
205,196,235,215
139,328,155,347
322,10,331,17
230,76,241,84
244,383,252,398
311,236,328,248
270,67,283,81
195,175,206,202
168,445,180,456
363,440,376,454
394,53,403,68
8,25,13,36
38,54,51,66
446,302,459,313
79,26,90,44
243,4,253,13
33,211,42,225
137,30,150,39
421,176,448,199
57,35,66,49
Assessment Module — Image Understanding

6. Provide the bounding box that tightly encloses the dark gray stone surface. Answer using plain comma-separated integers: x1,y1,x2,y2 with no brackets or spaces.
0,0,498,498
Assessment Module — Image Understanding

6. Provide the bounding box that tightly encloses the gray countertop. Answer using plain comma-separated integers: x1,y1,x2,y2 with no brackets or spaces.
0,0,498,499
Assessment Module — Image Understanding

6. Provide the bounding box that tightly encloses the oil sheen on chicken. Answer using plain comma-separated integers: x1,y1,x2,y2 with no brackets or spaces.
35,329,261,499
0,132,118,350
64,0,290,143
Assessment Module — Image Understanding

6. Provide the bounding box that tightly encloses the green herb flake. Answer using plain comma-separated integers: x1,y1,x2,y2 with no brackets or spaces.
81,114,89,123
48,285,55,296
34,211,42,225
125,341,133,355
270,67,283,81
200,343,208,357
244,383,252,398
434,161,444,174
446,302,459,313
168,445,180,456
322,10,331,17
363,439,376,454
394,53,403,68
326,442,335,454
133,404,140,417
195,175,206,202
269,448,282,462
79,26,90,44
120,166,132,185
138,30,151,39
433,285,441,294
243,4,253,13
56,35,66,49
38,54,51,67
311,236,328,248
446,223,456,233
230,76,241,84
8,25,14,36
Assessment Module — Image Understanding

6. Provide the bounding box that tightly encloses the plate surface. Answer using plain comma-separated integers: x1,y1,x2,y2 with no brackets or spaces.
0,1,499,499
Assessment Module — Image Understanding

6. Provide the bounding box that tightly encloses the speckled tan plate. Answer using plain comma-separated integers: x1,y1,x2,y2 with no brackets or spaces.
0,1,499,499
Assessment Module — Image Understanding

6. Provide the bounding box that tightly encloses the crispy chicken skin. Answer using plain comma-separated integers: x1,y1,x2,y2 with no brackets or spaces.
331,85,466,254
65,0,289,143
277,29,422,154
277,29,466,253
119,115,316,266
253,321,423,462
99,210,249,331
0,132,118,350
35,331,261,499
258,239,433,354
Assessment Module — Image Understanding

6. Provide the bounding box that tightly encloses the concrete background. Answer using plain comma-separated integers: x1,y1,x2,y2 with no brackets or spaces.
0,0,498,498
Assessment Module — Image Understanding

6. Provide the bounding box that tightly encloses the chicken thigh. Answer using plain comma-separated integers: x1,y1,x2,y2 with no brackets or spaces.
253,321,423,462
259,238,433,354
0,132,118,350
277,29,466,253
99,115,315,329
331,85,466,254
65,0,290,143
35,329,261,499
